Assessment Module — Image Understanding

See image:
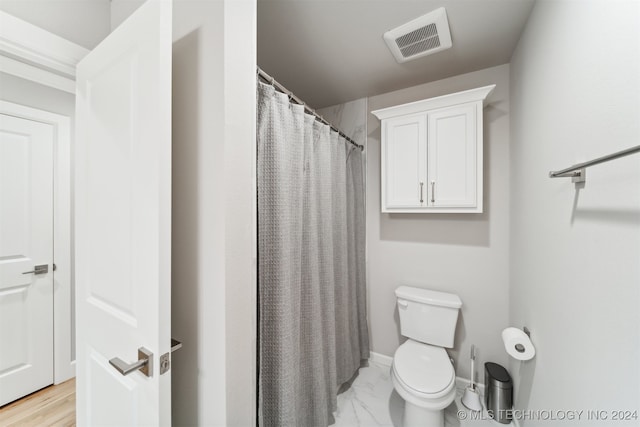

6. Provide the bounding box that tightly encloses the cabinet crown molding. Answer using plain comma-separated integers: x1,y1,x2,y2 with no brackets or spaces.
371,84,495,120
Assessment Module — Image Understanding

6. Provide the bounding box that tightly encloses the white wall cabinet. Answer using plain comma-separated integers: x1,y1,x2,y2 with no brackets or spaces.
384,113,427,208
373,85,495,213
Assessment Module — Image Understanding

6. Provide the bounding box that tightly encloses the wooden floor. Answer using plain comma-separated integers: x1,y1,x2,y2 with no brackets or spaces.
0,379,75,427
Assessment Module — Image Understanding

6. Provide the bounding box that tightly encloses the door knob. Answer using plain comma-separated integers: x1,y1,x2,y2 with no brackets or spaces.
109,347,153,377
22,264,49,275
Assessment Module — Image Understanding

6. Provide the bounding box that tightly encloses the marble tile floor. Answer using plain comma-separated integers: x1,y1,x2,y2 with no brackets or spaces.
333,360,512,427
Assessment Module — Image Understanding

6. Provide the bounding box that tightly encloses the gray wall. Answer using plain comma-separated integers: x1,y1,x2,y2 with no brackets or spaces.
366,64,511,381
317,98,368,147
317,97,368,189
0,0,110,49
509,0,639,420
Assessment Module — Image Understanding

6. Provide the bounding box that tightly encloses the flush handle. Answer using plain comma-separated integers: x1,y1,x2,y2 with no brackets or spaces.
397,299,409,309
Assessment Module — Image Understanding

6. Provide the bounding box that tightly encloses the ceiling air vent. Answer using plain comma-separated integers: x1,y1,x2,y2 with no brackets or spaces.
383,7,452,63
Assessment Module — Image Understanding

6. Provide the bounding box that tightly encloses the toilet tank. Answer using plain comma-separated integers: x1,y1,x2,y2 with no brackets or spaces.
396,286,462,348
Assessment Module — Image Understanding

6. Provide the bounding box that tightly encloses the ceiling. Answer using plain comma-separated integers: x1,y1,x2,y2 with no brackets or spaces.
258,0,535,109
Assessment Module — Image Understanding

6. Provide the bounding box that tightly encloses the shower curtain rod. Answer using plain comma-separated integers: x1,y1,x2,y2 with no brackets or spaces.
257,67,364,151
549,144,640,183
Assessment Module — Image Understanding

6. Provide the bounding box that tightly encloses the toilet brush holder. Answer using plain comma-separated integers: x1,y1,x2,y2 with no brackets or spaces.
461,344,483,412
462,385,483,412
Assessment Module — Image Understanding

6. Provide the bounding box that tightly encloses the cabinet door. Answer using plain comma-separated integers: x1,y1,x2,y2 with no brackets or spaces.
427,103,480,210
382,114,427,210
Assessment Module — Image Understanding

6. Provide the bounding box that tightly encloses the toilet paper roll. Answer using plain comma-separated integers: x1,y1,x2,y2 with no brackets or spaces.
502,327,536,361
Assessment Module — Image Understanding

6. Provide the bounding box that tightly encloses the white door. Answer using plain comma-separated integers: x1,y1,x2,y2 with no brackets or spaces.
382,114,427,210
427,103,478,208
0,113,54,406
75,0,172,425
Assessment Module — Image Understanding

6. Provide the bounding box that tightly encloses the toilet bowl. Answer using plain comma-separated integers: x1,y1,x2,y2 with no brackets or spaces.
391,340,456,427
392,286,462,427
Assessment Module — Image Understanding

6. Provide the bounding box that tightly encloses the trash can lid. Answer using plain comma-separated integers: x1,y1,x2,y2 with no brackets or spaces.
485,362,512,388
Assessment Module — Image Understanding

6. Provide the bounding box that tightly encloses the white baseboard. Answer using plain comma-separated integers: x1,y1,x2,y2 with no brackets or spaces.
369,351,393,367
54,360,75,385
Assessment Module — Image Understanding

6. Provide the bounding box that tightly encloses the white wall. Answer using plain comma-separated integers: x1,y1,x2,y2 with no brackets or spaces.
170,2,226,424
0,0,110,49
112,0,257,425
0,0,111,378
222,0,257,425
509,0,640,421
366,64,511,381
110,0,144,30
0,71,77,366
0,72,74,124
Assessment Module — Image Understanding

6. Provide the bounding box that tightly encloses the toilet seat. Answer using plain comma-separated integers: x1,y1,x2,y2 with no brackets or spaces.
392,340,455,400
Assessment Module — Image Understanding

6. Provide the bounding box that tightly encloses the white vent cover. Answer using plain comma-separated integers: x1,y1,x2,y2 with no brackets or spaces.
383,7,452,63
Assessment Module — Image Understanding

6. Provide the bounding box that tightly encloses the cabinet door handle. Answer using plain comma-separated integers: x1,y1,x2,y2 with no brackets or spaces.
431,181,435,203
419,182,424,204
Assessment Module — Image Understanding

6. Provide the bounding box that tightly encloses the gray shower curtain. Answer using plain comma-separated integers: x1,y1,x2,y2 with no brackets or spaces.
257,82,369,427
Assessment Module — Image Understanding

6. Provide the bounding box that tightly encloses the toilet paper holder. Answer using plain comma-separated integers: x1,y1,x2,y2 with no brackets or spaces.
503,326,535,360
515,327,531,353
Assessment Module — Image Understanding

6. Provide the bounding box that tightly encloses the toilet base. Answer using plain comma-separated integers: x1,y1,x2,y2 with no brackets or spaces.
403,401,444,427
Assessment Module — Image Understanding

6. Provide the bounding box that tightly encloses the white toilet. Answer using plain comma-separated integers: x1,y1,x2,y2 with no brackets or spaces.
391,286,463,427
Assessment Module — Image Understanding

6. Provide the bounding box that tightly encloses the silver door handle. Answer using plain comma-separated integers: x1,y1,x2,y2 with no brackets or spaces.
431,181,435,203
109,347,153,377
419,182,424,204
22,264,48,275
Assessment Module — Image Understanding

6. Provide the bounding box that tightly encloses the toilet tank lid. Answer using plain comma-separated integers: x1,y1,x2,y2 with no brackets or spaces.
395,286,462,308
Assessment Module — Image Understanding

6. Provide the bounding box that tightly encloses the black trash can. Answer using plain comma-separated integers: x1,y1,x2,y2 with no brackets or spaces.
485,362,513,424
